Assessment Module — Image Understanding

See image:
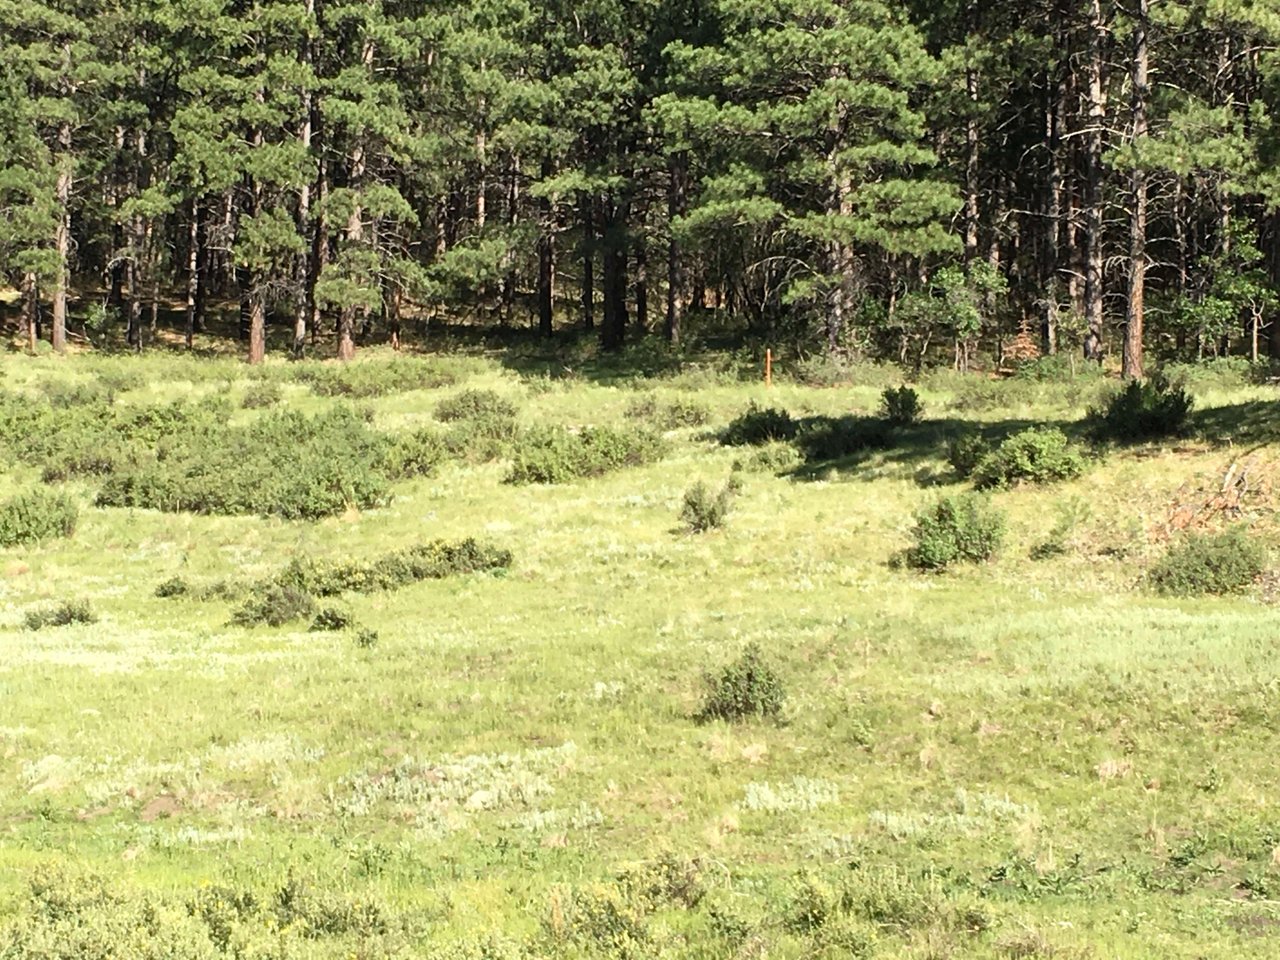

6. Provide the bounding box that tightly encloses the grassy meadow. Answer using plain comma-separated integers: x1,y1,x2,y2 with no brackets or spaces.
2,344,1280,958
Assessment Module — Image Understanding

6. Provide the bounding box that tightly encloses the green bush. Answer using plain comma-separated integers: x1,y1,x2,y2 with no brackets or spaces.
0,490,78,547
879,386,922,426
354,628,379,649
971,427,1086,489
1090,377,1193,443
155,576,189,598
681,476,742,533
721,403,798,446
97,407,391,520
383,428,448,479
1148,527,1266,596
435,388,518,422
242,380,283,409
24,599,97,630
443,411,524,463
230,584,317,628
292,359,458,398
735,442,802,474
625,394,710,429
946,430,990,480
699,643,786,722
277,538,513,596
796,416,893,462
505,425,666,484
310,605,355,631
905,493,1005,571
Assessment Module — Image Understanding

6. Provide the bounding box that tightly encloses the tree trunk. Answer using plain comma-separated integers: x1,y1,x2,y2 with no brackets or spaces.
581,194,595,331
186,198,199,350
338,141,364,362
294,12,315,359
1082,0,1106,363
248,280,266,365
1122,0,1148,380
600,195,628,352
1043,59,1066,355
964,36,980,264
537,173,555,337
310,158,328,345
633,227,648,336
21,272,37,352
665,154,686,344
51,120,71,353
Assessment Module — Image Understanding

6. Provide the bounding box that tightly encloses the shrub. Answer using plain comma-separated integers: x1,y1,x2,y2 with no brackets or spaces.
277,538,513,596
0,489,78,547
699,643,786,722
721,403,798,446
155,576,189,598
796,416,893,463
505,425,666,484
624,395,710,429
443,411,523,463
879,386,922,426
971,427,1086,489
1090,377,1193,443
905,493,1005,571
1029,495,1092,561
435,388,518,422
946,430,990,480
383,428,448,479
354,628,379,648
735,442,802,474
1148,527,1266,596
24,599,97,630
241,380,282,409
230,584,316,628
292,359,458,398
97,407,391,520
310,605,354,631
681,476,742,533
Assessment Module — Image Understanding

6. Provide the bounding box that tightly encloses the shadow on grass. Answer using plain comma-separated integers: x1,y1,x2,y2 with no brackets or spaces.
1190,400,1280,447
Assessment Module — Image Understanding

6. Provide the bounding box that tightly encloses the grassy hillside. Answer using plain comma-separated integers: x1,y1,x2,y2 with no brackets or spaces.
2,348,1279,959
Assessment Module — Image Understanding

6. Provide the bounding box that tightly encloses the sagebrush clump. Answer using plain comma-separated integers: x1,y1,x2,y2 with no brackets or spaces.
946,429,990,479
880,386,922,426
1148,527,1266,596
310,606,355,632
681,476,742,533
277,538,512,596
721,403,798,446
24,599,97,630
1091,377,1193,442
505,425,666,484
625,395,710,430
699,644,786,722
435,388,519,422
0,489,79,547
905,493,1005,571
971,427,1086,489
230,584,317,628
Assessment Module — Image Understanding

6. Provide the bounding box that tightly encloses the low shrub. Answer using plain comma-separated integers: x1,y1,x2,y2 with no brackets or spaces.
946,430,990,480
1090,377,1193,443
435,388,518,422
230,584,316,628
292,359,458,398
971,427,1086,489
277,538,512,596
241,380,283,409
155,576,189,598
506,425,666,484
310,605,355,631
354,628,379,649
443,411,523,463
24,599,97,630
624,395,710,429
795,416,893,463
97,407,391,520
905,493,1005,571
1148,527,1266,596
879,386,922,426
681,476,742,533
735,442,802,474
1029,495,1092,561
721,403,798,446
383,428,448,479
699,643,786,722
0,489,78,547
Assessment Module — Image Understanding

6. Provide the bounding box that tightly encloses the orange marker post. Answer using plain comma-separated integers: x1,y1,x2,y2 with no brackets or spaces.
765,349,772,388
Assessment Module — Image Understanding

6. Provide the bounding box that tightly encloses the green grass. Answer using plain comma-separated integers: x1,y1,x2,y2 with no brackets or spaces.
2,349,1280,957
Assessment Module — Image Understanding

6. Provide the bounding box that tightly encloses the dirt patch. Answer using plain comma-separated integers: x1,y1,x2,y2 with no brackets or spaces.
139,794,182,822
